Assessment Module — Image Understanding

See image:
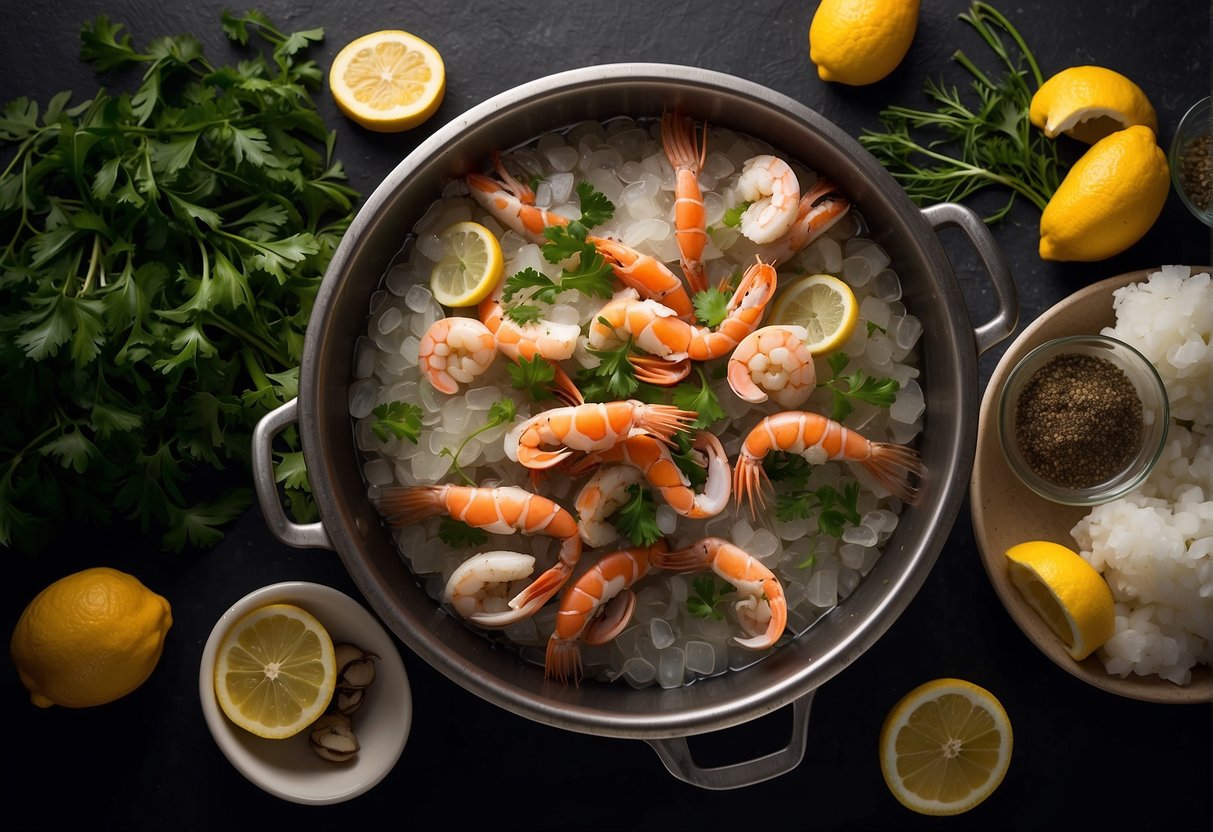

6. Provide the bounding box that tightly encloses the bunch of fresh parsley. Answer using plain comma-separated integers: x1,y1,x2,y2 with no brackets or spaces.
0,11,358,551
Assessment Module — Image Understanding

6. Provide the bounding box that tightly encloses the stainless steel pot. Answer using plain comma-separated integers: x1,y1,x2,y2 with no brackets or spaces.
251,64,1017,789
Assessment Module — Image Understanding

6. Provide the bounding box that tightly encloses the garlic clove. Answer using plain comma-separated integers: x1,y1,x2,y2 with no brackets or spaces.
309,714,360,763
335,687,365,716
338,655,377,689
333,643,364,674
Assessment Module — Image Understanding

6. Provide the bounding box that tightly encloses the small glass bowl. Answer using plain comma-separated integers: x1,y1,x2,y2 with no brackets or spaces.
1169,96,1213,227
998,334,1169,506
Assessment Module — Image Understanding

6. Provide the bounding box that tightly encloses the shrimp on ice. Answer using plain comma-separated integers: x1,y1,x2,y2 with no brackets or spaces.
758,178,851,266
652,537,787,650
573,464,645,547
570,431,731,519
735,155,800,244
733,411,926,517
418,317,498,395
478,282,583,405
587,235,695,320
466,151,569,245
444,551,536,621
661,110,709,294
375,485,582,626
587,258,778,364
544,540,667,685
726,325,817,409
505,400,698,470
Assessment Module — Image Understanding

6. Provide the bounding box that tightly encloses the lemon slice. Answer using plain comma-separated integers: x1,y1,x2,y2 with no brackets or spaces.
880,678,1013,817
429,221,504,307
329,30,445,133
1004,540,1115,661
1029,65,1158,144
767,273,859,354
213,603,336,739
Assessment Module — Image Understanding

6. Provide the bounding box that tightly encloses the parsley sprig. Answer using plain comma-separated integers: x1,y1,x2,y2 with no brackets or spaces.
610,484,661,547
371,401,423,444
438,517,488,549
0,11,358,551
691,285,733,328
671,367,726,429
776,481,862,537
506,355,557,402
687,575,732,619
858,2,1065,222
823,353,899,423
440,399,517,486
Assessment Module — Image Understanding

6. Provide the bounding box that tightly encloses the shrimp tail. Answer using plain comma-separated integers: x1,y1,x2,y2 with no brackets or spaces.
637,404,699,443
374,485,444,526
649,547,709,572
544,636,583,686
630,354,692,386
581,590,639,646
732,456,770,519
509,561,574,612
861,443,927,505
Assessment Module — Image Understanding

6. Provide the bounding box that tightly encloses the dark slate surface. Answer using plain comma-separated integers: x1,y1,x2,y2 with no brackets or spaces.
3,1,1210,828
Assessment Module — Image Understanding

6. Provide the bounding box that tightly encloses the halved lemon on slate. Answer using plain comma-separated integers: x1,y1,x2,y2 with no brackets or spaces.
213,603,336,739
768,273,859,354
1029,65,1157,144
329,30,445,133
880,678,1013,817
1005,540,1115,661
429,221,504,307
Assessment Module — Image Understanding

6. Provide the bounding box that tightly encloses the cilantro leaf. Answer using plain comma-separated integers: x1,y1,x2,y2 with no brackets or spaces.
505,304,543,326
692,286,732,328
687,575,731,619
584,335,640,400
672,367,725,429
506,355,557,402
575,180,615,228
371,401,422,444
502,267,561,304
438,517,489,548
823,353,900,423
610,484,661,547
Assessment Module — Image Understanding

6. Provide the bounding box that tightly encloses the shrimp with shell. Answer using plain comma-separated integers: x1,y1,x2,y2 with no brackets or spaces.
544,541,668,686
588,235,695,321
417,317,498,395
757,178,851,266
466,151,569,245
661,110,710,294
375,484,581,627
735,155,800,244
726,324,817,409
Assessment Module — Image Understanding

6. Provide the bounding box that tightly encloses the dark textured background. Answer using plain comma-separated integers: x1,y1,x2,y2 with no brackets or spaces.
2,0,1210,828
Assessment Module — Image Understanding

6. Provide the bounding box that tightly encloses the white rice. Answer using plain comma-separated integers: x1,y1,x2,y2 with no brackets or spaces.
351,117,925,688
1071,266,1213,685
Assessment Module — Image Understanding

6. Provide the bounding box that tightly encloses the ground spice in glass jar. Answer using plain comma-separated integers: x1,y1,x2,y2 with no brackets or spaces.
1179,132,1213,212
1014,353,1143,488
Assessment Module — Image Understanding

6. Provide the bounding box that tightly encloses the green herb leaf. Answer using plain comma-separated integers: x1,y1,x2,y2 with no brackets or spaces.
687,575,731,619
692,285,732,328
440,398,517,486
371,401,423,444
722,201,751,228
575,180,615,228
502,267,561,304
610,484,661,547
438,517,489,548
506,354,557,402
671,367,725,429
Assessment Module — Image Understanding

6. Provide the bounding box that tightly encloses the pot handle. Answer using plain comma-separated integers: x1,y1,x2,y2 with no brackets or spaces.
251,397,333,550
921,202,1019,356
644,691,814,790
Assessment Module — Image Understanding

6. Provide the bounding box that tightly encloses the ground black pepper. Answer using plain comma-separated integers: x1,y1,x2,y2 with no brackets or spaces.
1014,353,1143,488
1179,132,1213,211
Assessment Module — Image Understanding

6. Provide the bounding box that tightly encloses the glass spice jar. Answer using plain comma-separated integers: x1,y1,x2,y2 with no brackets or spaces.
1170,96,1213,227
998,335,1169,505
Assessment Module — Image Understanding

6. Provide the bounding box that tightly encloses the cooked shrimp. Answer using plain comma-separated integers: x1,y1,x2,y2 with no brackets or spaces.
587,235,695,320
478,282,583,405
444,551,536,622
587,258,778,363
374,485,581,626
733,411,926,517
544,541,667,685
726,325,817,409
570,431,731,519
466,151,569,245
505,400,698,469
573,464,644,548
757,178,851,265
652,537,787,650
735,155,800,244
418,317,498,395
661,111,709,294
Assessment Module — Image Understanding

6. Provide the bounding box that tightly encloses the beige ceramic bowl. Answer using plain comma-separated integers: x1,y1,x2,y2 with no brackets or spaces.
199,582,412,803
972,268,1213,704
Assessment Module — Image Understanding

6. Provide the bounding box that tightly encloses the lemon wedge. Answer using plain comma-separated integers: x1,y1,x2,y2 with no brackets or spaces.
768,273,859,355
880,678,1013,817
213,603,336,739
429,221,504,308
329,30,445,133
1004,540,1115,661
1029,65,1158,144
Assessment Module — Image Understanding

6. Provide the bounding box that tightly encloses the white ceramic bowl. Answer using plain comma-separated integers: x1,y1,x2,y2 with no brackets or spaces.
199,582,411,804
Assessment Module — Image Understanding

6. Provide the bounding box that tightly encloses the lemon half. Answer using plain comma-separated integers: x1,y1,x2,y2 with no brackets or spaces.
768,273,859,355
1030,65,1158,145
329,30,445,133
429,221,504,307
880,678,1013,817
213,603,336,739
1005,540,1115,661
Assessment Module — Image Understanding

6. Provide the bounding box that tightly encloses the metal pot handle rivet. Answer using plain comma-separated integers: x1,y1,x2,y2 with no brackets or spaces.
251,397,333,550
922,202,1019,356
643,692,814,789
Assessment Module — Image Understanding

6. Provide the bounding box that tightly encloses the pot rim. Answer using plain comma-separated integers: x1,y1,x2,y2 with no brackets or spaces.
299,62,979,738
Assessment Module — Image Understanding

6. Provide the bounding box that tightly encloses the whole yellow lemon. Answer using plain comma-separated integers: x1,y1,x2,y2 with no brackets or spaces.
10,567,173,708
1038,125,1170,262
809,0,921,86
